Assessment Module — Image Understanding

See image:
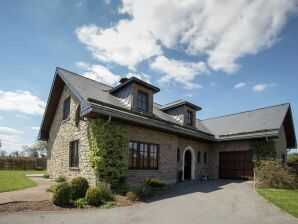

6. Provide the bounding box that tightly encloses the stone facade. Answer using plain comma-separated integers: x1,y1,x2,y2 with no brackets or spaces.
47,86,96,185
47,86,289,185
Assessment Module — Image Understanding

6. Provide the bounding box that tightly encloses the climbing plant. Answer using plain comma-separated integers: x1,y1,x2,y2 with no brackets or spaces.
250,138,276,168
89,121,129,191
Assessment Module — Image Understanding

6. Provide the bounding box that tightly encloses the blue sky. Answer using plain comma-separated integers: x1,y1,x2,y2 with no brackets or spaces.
0,0,298,153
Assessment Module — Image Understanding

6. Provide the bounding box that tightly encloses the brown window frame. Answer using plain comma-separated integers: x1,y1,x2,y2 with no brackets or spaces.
187,110,193,126
63,97,71,120
137,90,149,112
70,140,79,168
129,141,159,170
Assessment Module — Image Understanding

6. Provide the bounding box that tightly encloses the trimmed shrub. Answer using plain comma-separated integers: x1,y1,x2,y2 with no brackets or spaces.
69,177,89,200
52,182,71,207
47,184,58,192
55,175,66,183
85,187,102,206
97,181,114,202
144,177,166,189
72,198,86,208
256,160,298,189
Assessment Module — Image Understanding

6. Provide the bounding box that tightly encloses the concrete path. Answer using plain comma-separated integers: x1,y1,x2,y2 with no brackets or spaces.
0,177,52,204
0,180,297,224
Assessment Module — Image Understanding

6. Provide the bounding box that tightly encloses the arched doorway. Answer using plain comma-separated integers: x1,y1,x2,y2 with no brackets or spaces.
184,150,192,180
182,146,195,180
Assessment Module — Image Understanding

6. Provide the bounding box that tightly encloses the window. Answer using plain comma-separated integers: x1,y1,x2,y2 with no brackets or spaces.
137,91,148,112
70,140,79,167
129,141,158,169
197,151,201,163
203,152,207,164
63,97,71,120
177,148,180,162
187,110,193,125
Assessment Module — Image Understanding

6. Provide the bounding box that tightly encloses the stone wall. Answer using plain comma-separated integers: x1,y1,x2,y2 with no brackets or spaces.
275,124,288,161
47,86,96,185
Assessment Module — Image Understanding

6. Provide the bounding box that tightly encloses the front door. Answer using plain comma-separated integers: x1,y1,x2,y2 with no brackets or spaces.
184,150,192,180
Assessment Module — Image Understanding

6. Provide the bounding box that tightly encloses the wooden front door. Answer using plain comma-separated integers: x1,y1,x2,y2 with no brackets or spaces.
184,150,192,180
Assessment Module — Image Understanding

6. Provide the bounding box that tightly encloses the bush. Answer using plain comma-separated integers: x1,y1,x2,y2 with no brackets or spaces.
97,181,114,202
72,198,86,208
47,184,58,192
43,174,50,179
55,175,66,183
144,177,166,189
85,187,103,206
69,177,89,200
102,202,116,209
256,160,298,189
126,191,140,202
133,185,152,200
52,182,71,207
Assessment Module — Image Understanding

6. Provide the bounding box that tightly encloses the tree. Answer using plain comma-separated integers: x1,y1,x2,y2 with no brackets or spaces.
10,151,19,157
22,141,47,158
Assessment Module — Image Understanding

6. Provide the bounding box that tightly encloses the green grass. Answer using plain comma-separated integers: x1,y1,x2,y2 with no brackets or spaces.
0,170,47,193
257,188,298,218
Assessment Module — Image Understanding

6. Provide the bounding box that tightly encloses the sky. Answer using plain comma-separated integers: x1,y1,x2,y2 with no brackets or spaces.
0,0,298,154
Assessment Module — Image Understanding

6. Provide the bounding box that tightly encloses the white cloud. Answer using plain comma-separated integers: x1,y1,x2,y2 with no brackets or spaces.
76,0,297,76
233,82,246,89
150,55,207,89
76,61,121,86
31,127,40,131
0,127,22,134
253,83,276,91
0,90,45,115
16,114,31,120
0,134,23,153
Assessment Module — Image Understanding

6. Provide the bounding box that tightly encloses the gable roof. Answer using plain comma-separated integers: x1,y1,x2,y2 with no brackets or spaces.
39,67,296,149
201,104,297,148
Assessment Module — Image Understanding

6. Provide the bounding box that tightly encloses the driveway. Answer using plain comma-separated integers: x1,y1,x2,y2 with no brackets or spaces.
0,180,297,224
0,177,52,204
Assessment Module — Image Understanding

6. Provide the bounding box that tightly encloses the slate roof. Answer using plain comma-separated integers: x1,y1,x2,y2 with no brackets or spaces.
39,67,296,148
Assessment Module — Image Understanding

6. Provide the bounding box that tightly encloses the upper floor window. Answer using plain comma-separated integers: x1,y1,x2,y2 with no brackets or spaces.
70,140,79,167
187,110,193,125
63,97,71,120
129,141,158,170
137,91,148,112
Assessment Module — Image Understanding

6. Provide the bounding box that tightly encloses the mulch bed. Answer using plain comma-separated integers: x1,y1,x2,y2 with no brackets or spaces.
0,197,142,213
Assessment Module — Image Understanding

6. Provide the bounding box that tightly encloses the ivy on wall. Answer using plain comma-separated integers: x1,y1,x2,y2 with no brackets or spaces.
89,121,129,190
251,138,276,168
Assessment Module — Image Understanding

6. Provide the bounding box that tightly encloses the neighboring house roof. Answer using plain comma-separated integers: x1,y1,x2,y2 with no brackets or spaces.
39,67,297,148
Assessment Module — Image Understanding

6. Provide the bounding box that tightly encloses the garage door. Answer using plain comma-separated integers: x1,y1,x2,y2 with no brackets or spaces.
219,150,253,180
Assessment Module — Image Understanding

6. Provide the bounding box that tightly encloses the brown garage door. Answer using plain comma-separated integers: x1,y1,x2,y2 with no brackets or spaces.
219,150,253,180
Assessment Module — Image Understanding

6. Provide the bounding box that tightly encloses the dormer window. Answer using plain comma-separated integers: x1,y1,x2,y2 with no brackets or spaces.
187,110,193,126
137,90,148,112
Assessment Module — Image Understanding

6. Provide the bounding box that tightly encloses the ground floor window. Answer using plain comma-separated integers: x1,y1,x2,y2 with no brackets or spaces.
203,152,207,164
129,141,159,170
70,140,79,167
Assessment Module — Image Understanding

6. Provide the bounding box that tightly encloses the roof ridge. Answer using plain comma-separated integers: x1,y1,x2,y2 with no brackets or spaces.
56,67,113,88
161,99,185,107
202,103,290,121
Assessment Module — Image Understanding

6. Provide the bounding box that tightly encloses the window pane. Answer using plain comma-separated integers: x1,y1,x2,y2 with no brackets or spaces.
63,98,70,120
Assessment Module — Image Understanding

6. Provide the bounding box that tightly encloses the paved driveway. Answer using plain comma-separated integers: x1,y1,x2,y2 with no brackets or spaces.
0,180,297,224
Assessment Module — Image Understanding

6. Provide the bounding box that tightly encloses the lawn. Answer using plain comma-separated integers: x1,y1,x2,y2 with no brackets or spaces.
0,170,47,193
257,188,298,218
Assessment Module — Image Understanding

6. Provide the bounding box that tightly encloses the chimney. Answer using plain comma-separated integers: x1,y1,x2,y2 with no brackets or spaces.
119,77,129,84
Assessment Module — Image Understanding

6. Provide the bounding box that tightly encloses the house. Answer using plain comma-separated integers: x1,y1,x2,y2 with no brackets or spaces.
39,67,297,185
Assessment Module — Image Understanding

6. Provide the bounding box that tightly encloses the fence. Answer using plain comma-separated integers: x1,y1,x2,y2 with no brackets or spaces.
0,157,47,170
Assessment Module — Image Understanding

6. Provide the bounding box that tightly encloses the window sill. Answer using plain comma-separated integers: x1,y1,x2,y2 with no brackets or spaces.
69,167,79,171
